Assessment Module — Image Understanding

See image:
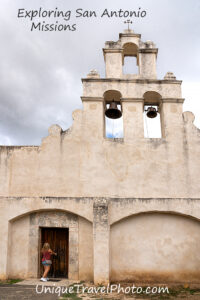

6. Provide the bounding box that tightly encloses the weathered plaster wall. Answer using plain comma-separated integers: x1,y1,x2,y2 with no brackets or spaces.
1,196,200,282
82,80,182,98
138,52,157,79
0,197,93,280
5,209,93,280
111,213,200,283
78,217,93,281
8,214,29,278
104,51,123,78
0,109,199,199
109,198,200,225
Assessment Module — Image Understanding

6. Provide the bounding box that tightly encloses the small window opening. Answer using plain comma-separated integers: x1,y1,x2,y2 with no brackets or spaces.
123,56,138,74
122,42,138,75
143,105,162,138
105,104,123,138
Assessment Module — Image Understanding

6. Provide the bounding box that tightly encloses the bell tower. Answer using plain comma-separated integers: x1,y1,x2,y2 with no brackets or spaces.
81,29,187,285
103,29,157,79
81,28,183,142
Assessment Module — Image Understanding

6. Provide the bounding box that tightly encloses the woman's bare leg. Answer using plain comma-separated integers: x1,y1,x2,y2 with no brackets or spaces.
42,265,46,278
42,266,48,278
43,265,51,278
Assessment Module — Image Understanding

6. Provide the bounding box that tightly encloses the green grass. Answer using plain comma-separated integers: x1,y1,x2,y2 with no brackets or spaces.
0,279,23,285
188,288,200,295
62,292,82,300
62,283,82,299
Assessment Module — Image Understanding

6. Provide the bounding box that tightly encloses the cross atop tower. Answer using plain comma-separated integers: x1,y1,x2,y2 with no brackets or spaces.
124,19,133,30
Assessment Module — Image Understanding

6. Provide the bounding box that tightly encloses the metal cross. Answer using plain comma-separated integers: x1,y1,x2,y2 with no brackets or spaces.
124,20,133,30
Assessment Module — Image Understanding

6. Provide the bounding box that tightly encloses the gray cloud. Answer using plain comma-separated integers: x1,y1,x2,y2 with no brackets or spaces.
0,0,200,144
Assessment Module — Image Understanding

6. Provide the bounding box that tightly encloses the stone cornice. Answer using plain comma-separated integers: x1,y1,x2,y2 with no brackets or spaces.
81,97,184,103
103,48,123,53
138,48,158,54
82,78,182,84
121,98,144,102
81,97,104,102
119,33,141,39
0,196,200,201
0,145,39,149
162,98,185,103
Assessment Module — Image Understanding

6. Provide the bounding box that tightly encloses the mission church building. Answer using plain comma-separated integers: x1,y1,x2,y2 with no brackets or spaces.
0,28,200,284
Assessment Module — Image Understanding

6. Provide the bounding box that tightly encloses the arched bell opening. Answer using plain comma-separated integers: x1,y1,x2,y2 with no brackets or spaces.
122,42,139,75
143,91,163,138
103,90,123,139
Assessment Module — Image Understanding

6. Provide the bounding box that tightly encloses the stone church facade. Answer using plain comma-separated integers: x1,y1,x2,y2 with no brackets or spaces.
0,29,200,284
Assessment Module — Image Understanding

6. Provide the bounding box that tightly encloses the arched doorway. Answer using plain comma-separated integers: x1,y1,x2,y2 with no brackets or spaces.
8,210,93,281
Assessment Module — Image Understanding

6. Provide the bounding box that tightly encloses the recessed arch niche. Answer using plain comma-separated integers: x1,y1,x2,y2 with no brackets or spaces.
7,210,93,281
110,212,200,282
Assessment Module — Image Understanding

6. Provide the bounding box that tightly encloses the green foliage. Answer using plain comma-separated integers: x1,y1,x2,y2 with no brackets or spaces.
62,292,82,300
0,278,23,284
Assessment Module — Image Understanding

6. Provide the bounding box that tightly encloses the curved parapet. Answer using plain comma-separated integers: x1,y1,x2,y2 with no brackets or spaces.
183,111,195,124
48,124,62,136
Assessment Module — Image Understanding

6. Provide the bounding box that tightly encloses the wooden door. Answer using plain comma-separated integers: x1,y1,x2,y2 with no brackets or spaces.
40,227,69,278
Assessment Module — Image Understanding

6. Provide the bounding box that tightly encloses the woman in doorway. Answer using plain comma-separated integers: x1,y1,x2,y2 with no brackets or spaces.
41,242,57,282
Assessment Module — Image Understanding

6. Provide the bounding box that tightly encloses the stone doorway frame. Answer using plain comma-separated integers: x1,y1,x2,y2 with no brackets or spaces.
29,211,79,280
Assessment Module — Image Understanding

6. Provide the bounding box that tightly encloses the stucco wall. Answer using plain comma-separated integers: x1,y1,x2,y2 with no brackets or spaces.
2,196,200,282
0,109,199,199
111,213,200,283
8,214,29,278
78,217,93,281
5,209,93,280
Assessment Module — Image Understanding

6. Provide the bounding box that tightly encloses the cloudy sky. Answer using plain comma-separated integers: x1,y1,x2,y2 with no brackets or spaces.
0,0,199,145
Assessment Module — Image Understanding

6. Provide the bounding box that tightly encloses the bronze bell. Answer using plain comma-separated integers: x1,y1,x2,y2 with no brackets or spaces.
105,100,122,119
146,106,157,118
